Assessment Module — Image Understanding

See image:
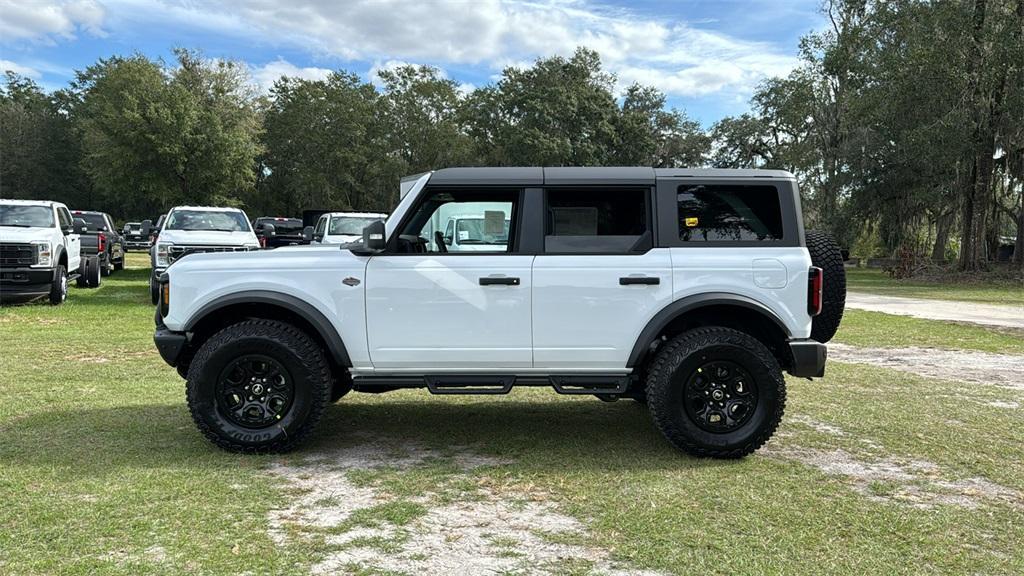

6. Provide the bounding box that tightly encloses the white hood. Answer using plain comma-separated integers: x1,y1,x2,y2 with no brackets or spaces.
0,226,55,243
156,229,258,246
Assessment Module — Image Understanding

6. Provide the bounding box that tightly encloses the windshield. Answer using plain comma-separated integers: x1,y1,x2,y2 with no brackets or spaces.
0,205,54,228
329,216,381,235
257,218,303,234
164,210,250,232
455,218,510,245
76,213,108,231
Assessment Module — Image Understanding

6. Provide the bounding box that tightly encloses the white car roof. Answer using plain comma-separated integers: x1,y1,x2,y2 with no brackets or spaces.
323,212,387,219
0,199,62,208
169,206,246,213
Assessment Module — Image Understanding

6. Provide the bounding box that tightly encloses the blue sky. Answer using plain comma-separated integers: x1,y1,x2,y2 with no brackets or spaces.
0,0,825,127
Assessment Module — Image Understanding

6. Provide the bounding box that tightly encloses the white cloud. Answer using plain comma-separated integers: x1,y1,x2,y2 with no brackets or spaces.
0,59,42,79
250,58,333,92
0,0,106,43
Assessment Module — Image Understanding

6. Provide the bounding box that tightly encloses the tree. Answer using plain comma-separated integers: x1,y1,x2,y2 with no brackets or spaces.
614,84,709,167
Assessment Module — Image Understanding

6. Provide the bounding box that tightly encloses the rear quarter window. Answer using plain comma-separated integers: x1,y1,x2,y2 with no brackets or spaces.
677,185,783,242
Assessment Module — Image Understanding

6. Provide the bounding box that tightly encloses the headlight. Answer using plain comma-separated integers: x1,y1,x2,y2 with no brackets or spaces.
155,242,173,267
30,241,52,267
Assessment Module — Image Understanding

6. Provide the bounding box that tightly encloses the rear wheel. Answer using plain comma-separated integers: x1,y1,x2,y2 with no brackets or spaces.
186,320,331,453
805,230,846,343
646,327,785,459
86,256,101,288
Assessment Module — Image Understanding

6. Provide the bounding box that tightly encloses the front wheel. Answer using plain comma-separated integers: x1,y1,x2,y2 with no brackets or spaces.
186,319,332,453
48,265,68,305
646,327,785,459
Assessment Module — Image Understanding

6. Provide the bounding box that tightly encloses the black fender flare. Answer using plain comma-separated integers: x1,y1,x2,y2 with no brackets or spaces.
626,292,792,368
182,290,352,367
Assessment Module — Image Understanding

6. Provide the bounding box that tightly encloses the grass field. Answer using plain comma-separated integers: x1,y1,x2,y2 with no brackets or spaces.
846,267,1024,305
1,254,1022,575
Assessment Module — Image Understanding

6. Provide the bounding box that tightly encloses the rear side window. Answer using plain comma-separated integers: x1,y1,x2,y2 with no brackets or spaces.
544,188,649,253
677,185,783,242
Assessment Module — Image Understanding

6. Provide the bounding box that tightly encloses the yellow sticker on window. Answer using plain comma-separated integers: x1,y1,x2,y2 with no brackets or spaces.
685,217,699,227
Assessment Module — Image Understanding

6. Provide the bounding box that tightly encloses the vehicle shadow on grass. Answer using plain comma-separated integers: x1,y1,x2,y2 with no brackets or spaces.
0,397,726,474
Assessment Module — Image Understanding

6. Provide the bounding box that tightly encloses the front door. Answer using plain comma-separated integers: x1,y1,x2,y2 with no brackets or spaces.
365,188,532,370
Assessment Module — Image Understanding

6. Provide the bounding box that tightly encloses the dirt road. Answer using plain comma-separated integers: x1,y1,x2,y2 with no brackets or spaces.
846,292,1024,329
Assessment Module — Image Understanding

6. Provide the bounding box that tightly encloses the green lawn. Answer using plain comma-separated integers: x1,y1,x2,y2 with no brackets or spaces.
846,267,1024,305
836,309,1024,354
1,254,1022,575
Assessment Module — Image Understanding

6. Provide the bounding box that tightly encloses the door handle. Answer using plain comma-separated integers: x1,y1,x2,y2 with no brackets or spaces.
619,276,660,285
479,276,520,286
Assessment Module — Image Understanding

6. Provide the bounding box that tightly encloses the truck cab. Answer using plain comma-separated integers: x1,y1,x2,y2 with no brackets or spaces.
312,212,388,245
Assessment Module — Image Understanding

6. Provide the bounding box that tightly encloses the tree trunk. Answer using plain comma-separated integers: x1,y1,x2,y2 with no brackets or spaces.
932,210,954,262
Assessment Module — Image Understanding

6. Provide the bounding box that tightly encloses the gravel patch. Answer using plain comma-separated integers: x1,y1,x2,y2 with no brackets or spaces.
267,439,666,576
845,292,1024,329
829,343,1024,388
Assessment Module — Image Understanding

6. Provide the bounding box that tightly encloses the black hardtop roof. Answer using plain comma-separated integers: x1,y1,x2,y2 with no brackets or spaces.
424,167,795,186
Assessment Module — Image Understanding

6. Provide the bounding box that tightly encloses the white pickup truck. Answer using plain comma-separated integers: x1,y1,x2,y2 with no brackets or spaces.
311,212,388,245
149,206,261,304
0,199,91,305
154,168,845,458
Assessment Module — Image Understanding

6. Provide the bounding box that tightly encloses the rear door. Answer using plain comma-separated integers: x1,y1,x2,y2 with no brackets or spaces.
531,187,672,370
365,188,533,370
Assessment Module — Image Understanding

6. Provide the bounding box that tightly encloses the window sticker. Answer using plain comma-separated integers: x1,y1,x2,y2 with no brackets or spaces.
685,217,699,227
484,210,506,235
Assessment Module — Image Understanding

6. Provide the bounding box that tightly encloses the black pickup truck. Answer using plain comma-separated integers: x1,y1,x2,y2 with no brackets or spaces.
122,222,151,251
72,210,124,278
253,216,306,248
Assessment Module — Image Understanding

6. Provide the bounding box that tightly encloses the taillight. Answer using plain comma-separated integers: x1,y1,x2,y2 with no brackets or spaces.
98,232,106,252
808,266,823,316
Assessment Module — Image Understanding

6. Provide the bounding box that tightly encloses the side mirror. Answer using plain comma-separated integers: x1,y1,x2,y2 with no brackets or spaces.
363,220,386,251
141,219,153,237
302,226,314,244
443,235,453,246
123,225,131,235
73,217,88,235
261,223,276,237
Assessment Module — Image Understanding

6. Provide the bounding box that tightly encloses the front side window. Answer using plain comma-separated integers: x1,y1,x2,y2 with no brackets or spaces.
677,185,783,242
544,188,648,253
396,189,517,253
314,216,327,237
0,205,55,228
164,210,251,232
329,216,381,236
58,207,73,229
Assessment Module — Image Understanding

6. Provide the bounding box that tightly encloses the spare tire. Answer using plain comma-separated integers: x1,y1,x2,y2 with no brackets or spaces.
805,230,846,343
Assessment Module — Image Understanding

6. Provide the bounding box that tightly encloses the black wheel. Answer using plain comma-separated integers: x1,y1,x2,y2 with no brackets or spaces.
186,319,331,453
114,257,124,271
330,371,352,403
76,258,89,288
805,230,846,343
150,278,159,305
48,264,68,305
101,254,112,276
86,256,101,288
646,327,785,459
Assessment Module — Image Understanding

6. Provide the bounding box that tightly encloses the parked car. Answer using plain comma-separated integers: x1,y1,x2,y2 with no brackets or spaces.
149,206,260,304
154,167,846,457
72,210,124,277
122,221,152,251
440,213,511,251
0,199,92,304
310,211,388,244
253,217,306,248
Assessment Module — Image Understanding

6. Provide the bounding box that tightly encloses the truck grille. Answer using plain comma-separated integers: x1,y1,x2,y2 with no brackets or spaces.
167,245,251,264
0,243,35,267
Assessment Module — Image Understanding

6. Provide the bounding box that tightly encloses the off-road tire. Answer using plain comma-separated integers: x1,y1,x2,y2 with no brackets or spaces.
186,319,331,453
646,327,785,459
48,264,68,305
86,256,101,288
76,258,90,288
805,230,846,343
150,278,159,305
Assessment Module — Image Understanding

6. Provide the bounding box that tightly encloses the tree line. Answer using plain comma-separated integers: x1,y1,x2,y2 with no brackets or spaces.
1,0,1021,271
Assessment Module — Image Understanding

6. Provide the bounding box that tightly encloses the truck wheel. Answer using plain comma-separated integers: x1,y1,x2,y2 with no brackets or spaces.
186,319,332,453
805,230,846,343
646,327,785,459
114,258,124,271
76,258,90,288
48,265,68,305
101,256,112,277
86,256,101,288
150,279,159,305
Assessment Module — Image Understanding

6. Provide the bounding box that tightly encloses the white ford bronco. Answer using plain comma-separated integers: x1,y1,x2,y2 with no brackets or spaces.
154,168,845,458
1,199,88,305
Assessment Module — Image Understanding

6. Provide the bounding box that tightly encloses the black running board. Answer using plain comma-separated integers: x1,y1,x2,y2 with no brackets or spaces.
351,374,632,396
